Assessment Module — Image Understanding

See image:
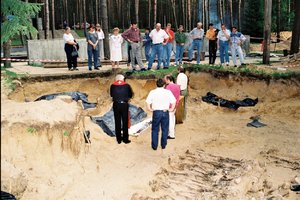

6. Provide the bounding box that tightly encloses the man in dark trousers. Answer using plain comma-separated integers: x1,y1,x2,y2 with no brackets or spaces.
110,74,134,144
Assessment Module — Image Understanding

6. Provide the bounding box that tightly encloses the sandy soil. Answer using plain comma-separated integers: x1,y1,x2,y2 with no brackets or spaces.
1,72,300,200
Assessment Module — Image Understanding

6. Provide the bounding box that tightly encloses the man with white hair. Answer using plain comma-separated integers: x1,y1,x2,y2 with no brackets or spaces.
188,22,204,64
110,74,134,144
148,23,169,70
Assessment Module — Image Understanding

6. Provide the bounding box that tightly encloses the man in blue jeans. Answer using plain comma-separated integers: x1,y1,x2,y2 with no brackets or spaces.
217,24,231,66
146,78,176,150
148,23,169,70
188,22,204,64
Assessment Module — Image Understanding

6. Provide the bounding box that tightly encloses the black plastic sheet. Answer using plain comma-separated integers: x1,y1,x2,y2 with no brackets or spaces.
1,191,16,200
91,104,147,137
202,92,258,110
247,119,267,128
35,92,97,109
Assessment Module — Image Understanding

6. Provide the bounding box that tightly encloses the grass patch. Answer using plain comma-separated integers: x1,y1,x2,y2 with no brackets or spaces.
63,131,70,137
27,127,37,135
126,63,300,81
29,62,44,67
2,69,26,92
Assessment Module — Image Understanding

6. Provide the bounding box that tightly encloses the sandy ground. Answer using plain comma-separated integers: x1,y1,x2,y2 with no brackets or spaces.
1,70,300,199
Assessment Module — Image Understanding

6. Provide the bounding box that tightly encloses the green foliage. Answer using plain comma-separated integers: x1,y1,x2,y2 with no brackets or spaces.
243,0,264,37
1,0,42,45
27,127,37,134
63,131,70,137
2,69,25,92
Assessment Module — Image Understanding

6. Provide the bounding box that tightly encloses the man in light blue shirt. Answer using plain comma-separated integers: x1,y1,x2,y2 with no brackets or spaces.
188,22,204,64
230,26,246,67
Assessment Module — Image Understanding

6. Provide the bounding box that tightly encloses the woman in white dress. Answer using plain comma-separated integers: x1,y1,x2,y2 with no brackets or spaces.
109,27,123,68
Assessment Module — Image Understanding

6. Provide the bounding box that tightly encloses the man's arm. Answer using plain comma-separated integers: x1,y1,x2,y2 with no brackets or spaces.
121,29,130,42
146,103,153,112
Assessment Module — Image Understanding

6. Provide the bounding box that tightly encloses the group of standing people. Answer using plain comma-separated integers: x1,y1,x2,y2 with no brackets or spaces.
110,66,188,150
63,21,247,71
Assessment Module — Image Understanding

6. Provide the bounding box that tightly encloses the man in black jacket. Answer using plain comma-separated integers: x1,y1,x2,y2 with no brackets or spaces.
110,74,134,144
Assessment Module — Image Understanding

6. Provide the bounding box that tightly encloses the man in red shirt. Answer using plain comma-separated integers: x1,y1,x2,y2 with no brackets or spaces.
163,23,175,69
164,75,180,139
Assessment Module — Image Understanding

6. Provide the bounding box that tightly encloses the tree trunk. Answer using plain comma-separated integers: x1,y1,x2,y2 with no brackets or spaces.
83,0,87,37
135,0,139,25
170,0,178,29
230,0,233,28
148,0,151,28
51,0,55,38
44,0,50,39
238,0,241,30
263,0,272,64
290,0,300,54
95,0,98,24
153,0,157,25
65,0,69,25
276,0,281,42
100,0,110,59
182,0,185,27
187,0,191,31
3,40,12,68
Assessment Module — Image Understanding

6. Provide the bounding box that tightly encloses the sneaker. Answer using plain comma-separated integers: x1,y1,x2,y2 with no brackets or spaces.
94,68,100,70
241,63,246,66
117,140,122,144
73,68,79,70
147,68,152,70
234,65,237,68
167,136,175,139
226,62,229,66
163,67,169,70
140,68,146,71
88,68,92,71
152,147,157,151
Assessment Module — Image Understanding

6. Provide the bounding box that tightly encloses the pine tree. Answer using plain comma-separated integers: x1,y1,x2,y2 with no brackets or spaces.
1,0,41,67
242,0,264,37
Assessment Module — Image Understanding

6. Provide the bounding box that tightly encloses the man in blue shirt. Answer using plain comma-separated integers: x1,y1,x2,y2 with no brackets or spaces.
143,28,152,62
230,26,247,67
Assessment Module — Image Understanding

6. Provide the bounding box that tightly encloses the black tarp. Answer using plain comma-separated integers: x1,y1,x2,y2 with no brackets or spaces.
35,92,97,109
247,119,267,128
202,92,258,110
91,104,147,137
1,191,16,200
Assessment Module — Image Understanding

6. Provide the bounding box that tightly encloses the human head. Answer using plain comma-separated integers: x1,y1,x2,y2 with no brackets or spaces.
166,23,171,30
165,75,175,84
113,27,120,35
89,24,95,31
145,27,150,33
64,26,71,34
115,74,125,81
221,24,226,30
232,26,237,33
197,22,203,29
209,23,214,30
155,23,161,31
156,78,165,88
96,23,101,31
178,66,185,73
178,25,184,32
131,21,138,29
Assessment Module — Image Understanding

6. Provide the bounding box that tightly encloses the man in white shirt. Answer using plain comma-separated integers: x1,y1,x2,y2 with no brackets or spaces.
147,23,169,70
176,66,188,120
217,24,231,66
146,78,176,150
188,22,204,64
